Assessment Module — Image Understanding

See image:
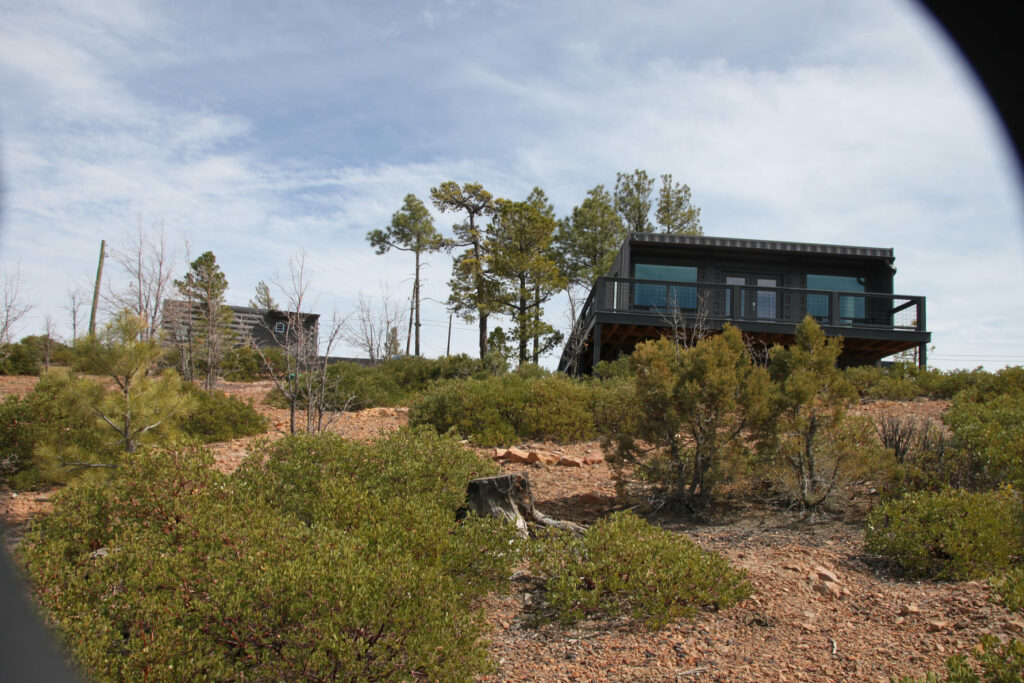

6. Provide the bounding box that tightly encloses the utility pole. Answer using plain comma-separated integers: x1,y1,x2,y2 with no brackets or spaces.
88,239,105,337
446,313,452,357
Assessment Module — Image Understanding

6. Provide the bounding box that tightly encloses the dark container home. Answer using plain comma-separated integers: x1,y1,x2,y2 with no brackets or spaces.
559,233,930,375
162,300,319,355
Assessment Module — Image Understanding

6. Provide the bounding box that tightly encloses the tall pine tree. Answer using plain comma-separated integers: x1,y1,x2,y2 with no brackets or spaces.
430,181,498,359
367,194,443,356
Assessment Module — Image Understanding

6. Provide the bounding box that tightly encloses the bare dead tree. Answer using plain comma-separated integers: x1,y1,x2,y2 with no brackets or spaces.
0,263,32,346
42,315,57,370
659,287,711,355
251,252,352,434
343,284,406,366
106,215,176,341
164,241,197,382
62,286,87,345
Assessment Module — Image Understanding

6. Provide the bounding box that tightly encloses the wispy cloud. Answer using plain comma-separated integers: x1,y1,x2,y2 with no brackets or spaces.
0,0,1021,366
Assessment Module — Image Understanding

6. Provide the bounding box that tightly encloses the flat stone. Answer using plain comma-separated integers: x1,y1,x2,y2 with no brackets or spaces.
813,566,840,584
503,447,530,463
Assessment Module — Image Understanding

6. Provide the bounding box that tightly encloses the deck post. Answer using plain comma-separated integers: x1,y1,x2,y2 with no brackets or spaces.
592,323,602,370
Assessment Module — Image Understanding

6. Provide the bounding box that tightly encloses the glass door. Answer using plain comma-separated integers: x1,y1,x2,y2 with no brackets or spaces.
755,277,778,320
725,274,778,320
724,276,745,318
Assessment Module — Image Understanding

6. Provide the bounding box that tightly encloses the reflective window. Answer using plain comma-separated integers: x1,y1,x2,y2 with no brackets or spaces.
806,274,866,322
633,264,698,309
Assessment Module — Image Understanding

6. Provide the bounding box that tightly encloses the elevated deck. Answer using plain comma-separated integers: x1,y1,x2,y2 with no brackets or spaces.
559,277,930,374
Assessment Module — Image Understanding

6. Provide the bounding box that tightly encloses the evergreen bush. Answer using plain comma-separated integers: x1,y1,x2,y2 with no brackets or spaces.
408,373,597,446
865,488,1024,580
21,429,517,681
179,385,269,442
529,511,751,628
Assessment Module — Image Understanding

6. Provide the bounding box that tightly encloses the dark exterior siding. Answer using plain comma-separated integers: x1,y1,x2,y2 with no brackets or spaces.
559,233,929,374
162,300,319,354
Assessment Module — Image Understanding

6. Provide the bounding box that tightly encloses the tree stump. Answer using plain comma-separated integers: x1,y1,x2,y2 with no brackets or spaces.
463,473,585,537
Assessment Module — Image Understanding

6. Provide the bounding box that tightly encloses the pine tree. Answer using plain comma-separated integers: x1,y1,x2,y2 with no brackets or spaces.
486,199,566,366
367,194,443,357
655,174,703,235
250,281,276,310
614,169,655,233
430,181,498,359
174,251,233,391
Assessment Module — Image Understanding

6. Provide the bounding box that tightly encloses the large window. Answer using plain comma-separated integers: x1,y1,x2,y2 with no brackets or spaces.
633,264,698,310
806,274,866,323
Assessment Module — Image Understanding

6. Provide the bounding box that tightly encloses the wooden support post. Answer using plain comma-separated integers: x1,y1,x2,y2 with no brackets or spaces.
88,239,105,337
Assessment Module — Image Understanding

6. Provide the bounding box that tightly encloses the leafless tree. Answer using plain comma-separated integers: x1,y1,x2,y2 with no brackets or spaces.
343,284,406,366
42,315,58,370
62,286,87,345
251,252,351,434
0,264,32,346
106,215,176,341
659,288,712,356
164,241,196,382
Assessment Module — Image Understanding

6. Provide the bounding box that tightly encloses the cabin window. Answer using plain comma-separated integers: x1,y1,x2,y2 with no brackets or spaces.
633,264,698,310
806,274,866,323
274,321,286,334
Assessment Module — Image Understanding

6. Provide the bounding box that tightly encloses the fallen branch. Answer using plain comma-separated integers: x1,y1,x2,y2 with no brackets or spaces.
58,461,119,469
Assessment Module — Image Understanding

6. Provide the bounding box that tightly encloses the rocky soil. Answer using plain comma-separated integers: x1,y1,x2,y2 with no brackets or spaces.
1,376,1019,681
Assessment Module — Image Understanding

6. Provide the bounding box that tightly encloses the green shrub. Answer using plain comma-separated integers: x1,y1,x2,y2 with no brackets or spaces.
529,511,751,629
844,363,993,401
21,430,517,681
178,386,269,442
409,373,597,446
942,384,1024,490
896,635,1024,682
865,488,1024,580
992,568,1024,614
607,330,769,506
0,339,42,375
320,361,403,410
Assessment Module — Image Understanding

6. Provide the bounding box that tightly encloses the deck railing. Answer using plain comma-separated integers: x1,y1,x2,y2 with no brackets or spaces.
581,277,927,332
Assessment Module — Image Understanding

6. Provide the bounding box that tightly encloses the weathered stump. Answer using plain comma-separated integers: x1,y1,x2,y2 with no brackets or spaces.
463,473,585,537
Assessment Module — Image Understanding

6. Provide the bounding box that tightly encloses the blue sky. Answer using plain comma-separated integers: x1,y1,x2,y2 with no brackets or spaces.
2,0,1022,368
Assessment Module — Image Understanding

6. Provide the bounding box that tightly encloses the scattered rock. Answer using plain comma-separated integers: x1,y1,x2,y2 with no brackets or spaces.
526,451,559,466
899,603,920,616
812,580,842,600
503,448,531,464
583,452,605,465
926,620,950,633
813,566,840,583
557,456,584,467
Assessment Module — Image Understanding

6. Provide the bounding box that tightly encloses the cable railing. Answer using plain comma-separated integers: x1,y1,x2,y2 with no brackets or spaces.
583,277,926,332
